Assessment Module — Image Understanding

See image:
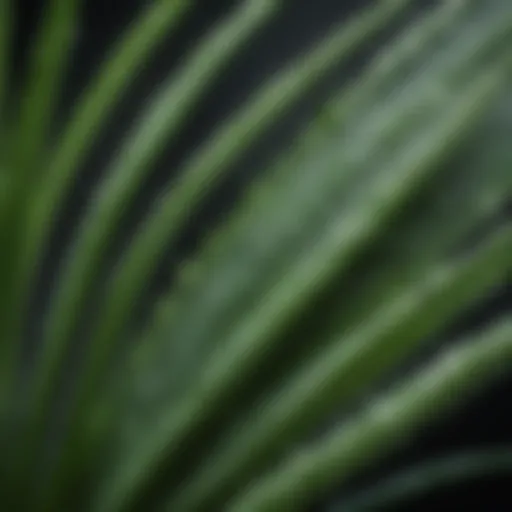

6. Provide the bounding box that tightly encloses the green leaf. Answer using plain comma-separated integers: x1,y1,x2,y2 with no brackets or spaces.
0,0,81,418
164,225,512,511
80,0,416,423
96,50,511,512
1,1,511,511
128,0,512,425
31,4,420,503
23,0,190,280
227,316,512,512
25,3,279,498
9,0,80,181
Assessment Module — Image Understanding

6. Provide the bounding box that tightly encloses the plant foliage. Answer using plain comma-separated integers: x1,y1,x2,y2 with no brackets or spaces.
0,0,511,511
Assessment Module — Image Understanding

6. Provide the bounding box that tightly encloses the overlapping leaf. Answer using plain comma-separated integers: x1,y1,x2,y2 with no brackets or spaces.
0,1,510,512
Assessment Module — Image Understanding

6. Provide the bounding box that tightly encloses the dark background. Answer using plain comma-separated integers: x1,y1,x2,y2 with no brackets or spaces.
14,0,512,510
